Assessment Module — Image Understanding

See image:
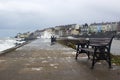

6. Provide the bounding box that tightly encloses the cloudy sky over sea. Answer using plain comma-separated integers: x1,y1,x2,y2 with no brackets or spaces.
0,0,120,37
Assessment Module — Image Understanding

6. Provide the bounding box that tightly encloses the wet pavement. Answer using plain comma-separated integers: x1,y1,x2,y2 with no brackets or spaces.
0,38,120,80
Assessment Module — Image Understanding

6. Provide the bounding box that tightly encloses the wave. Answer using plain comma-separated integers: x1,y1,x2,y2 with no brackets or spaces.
0,37,25,52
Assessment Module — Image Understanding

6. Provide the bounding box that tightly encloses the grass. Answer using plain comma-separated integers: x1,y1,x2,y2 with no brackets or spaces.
57,39,77,49
57,39,120,66
111,55,120,65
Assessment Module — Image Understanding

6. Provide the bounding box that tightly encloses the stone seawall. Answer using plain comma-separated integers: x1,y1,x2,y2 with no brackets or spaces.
111,39,120,55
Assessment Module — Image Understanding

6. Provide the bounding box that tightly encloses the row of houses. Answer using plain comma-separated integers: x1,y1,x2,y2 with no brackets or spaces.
32,24,80,38
83,22,120,34
37,22,120,38
16,21,120,39
15,32,37,40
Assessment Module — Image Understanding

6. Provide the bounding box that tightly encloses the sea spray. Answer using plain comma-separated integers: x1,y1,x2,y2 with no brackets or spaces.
0,37,25,52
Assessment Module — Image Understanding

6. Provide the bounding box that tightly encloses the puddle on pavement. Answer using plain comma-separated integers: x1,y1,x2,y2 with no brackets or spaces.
41,60,49,63
31,67,43,71
0,60,6,63
19,67,44,73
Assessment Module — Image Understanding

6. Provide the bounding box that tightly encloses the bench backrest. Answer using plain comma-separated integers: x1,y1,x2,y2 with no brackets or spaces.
89,36,114,52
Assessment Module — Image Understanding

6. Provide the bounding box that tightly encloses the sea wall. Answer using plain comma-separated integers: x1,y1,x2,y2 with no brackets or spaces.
111,39,120,55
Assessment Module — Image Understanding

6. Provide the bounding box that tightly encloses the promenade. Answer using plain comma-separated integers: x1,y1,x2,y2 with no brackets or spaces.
0,39,119,80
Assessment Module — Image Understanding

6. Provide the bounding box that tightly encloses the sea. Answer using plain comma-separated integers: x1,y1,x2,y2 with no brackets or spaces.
0,31,52,52
0,37,25,52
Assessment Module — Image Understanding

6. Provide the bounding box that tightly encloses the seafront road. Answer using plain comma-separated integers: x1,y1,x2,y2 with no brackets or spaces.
0,39,119,80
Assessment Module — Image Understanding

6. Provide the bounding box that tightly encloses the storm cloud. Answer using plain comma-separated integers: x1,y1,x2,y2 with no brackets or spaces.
0,0,120,37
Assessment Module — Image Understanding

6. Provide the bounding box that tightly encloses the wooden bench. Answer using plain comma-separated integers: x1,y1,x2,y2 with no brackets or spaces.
75,36,114,69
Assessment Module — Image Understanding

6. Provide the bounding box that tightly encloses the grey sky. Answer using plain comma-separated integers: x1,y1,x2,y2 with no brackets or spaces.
0,0,120,37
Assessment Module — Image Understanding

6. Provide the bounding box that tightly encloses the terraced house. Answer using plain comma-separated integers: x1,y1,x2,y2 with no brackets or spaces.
54,24,80,37
89,22,118,33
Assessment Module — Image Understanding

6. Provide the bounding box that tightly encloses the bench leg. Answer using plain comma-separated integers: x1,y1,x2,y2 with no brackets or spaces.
86,52,90,59
75,45,80,60
91,48,97,69
108,61,112,68
91,54,95,69
108,53,112,68
75,52,79,60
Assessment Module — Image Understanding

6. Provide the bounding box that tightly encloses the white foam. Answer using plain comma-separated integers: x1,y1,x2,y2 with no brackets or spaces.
0,39,16,51
0,38,25,52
